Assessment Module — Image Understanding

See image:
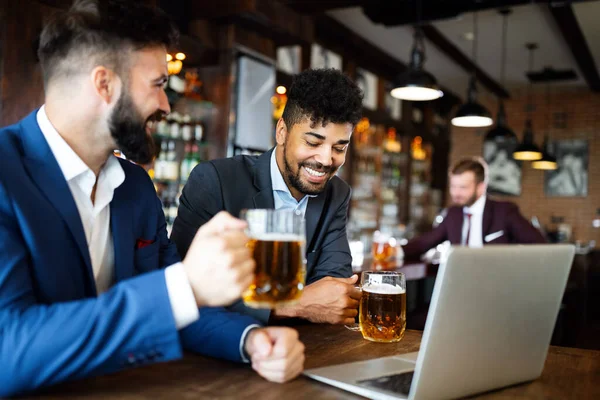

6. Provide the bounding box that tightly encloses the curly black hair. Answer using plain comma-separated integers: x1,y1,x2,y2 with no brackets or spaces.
38,0,179,85
282,68,363,129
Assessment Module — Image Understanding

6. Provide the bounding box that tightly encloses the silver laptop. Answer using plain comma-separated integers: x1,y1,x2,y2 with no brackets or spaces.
304,245,575,400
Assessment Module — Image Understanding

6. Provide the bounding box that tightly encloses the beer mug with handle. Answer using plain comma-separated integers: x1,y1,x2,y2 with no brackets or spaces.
359,271,406,342
241,209,306,309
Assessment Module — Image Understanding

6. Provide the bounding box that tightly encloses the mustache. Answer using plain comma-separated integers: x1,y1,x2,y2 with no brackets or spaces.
146,110,166,123
300,161,333,174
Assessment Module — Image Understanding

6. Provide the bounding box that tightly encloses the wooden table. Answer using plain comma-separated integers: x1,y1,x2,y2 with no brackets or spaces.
32,325,600,399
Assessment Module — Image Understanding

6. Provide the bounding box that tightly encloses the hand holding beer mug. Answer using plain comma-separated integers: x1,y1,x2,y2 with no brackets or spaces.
359,271,406,342
182,211,255,307
241,209,306,309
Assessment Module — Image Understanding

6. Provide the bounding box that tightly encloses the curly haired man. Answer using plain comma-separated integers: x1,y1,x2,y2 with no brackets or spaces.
171,68,364,326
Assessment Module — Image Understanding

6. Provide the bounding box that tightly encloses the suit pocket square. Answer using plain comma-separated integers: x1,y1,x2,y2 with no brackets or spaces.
485,230,504,242
136,238,155,249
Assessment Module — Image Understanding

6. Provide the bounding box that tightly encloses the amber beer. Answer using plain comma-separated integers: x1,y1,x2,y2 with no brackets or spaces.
241,209,306,309
242,233,305,308
372,231,397,270
359,273,406,342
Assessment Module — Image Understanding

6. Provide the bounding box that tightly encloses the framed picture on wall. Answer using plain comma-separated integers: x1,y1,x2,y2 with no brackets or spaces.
483,139,522,196
385,92,402,120
545,139,588,197
356,68,377,110
276,46,301,75
310,44,342,70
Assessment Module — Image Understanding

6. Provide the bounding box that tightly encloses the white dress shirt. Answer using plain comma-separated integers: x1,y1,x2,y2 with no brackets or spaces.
462,195,486,248
36,106,198,329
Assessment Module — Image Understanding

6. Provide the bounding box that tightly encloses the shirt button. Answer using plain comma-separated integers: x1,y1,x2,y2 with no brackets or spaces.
126,354,136,366
295,210,302,216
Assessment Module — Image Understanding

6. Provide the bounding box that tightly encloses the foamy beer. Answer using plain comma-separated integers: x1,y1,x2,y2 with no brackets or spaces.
241,209,306,309
359,271,406,342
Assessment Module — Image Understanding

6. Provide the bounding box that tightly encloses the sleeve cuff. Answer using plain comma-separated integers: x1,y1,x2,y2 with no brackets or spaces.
164,262,200,330
239,324,261,363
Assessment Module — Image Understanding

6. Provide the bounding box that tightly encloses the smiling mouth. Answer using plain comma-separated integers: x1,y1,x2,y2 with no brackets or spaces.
304,166,327,177
145,119,156,134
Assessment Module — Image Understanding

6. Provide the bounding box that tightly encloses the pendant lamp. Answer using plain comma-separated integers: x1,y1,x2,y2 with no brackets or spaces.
532,136,558,170
390,0,443,101
452,12,493,128
485,9,517,142
532,84,557,169
513,43,542,161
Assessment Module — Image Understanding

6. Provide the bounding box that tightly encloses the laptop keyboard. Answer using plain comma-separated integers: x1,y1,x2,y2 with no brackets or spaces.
357,371,414,396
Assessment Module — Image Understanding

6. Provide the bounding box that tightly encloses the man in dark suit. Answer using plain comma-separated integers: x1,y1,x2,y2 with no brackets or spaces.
0,1,303,396
171,69,364,325
401,157,546,259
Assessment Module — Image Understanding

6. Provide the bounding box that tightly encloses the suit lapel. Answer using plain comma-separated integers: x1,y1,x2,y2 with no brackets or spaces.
111,182,135,282
20,111,95,291
448,208,464,244
305,192,326,252
482,198,493,242
252,149,275,209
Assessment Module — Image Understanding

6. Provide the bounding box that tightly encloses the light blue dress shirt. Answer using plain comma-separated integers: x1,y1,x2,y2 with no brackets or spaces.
270,148,316,217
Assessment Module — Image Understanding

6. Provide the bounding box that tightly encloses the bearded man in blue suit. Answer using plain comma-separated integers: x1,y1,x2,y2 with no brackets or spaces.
0,0,304,396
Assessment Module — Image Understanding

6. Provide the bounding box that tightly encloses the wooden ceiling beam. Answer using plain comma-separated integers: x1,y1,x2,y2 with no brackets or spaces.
279,0,368,15
548,3,600,92
421,24,510,99
187,0,314,46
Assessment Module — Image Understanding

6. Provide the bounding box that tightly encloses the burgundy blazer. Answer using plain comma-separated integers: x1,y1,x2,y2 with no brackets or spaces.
402,198,546,259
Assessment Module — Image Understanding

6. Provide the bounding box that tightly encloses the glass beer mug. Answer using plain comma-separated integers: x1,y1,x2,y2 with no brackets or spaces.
372,230,397,270
241,209,306,309
359,271,406,342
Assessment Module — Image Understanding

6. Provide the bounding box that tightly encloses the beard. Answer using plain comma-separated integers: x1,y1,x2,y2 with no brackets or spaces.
108,90,162,164
455,191,479,207
282,142,337,196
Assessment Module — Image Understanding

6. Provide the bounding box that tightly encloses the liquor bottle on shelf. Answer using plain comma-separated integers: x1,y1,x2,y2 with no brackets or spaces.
156,117,169,137
180,143,192,183
164,140,178,181
194,120,204,142
181,114,193,141
169,112,181,139
154,140,168,180
188,142,201,175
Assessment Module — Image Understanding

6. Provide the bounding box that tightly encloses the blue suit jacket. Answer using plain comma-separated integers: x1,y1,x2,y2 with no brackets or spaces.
0,110,260,396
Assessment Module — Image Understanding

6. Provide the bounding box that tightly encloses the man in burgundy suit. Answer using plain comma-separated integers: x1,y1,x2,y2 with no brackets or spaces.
401,157,545,259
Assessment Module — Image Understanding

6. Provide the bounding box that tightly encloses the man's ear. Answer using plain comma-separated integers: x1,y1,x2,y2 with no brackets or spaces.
477,181,487,197
275,118,289,146
91,66,119,104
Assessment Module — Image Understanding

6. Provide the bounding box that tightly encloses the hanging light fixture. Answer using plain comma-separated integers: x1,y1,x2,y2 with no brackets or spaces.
485,9,517,142
532,136,557,169
513,43,542,161
390,0,443,101
452,12,493,127
532,84,558,170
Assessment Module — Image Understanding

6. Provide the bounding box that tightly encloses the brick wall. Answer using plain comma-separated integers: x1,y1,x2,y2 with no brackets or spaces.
449,86,600,243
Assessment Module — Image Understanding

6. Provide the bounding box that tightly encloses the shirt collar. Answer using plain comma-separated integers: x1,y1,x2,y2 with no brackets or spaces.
270,148,289,194
36,105,125,191
463,195,486,215
269,148,317,203
37,105,89,182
